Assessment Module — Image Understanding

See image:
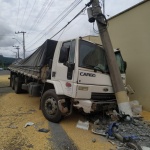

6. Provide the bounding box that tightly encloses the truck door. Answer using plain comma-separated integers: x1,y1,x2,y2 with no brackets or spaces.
53,40,76,82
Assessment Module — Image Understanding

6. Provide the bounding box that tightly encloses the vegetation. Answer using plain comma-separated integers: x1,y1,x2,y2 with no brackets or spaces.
0,55,16,69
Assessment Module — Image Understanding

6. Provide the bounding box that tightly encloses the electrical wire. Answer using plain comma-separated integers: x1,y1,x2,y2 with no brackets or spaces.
26,0,93,51
22,0,37,30
47,0,82,33
35,0,54,26
31,0,54,31
50,4,87,39
27,0,52,34
93,22,99,34
26,0,81,45
26,48,37,52
20,0,29,29
64,15,83,33
15,0,20,31
57,27,66,40
26,0,82,49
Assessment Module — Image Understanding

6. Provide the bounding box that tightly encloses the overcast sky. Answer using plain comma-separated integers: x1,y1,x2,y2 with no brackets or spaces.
0,0,142,58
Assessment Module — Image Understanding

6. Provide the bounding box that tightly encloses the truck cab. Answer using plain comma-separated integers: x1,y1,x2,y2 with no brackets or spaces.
41,38,127,122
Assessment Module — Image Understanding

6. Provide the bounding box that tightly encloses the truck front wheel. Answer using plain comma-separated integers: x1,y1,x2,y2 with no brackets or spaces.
41,89,62,123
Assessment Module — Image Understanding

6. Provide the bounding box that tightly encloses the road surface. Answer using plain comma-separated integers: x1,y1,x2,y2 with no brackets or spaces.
0,71,118,150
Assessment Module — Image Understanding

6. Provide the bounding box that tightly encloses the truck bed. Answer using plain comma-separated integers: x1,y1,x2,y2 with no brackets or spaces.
9,39,58,80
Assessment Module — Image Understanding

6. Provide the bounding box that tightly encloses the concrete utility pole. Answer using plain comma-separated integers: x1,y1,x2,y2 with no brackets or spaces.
15,31,26,59
12,52,17,59
102,0,105,15
91,0,133,116
13,46,20,58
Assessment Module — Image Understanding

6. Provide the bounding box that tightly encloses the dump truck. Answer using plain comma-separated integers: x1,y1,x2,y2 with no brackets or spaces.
8,38,128,122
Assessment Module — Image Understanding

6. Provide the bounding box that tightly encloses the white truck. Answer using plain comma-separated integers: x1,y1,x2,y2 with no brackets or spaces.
9,38,127,122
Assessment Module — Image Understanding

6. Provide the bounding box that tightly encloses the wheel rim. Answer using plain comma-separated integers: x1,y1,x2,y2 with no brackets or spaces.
45,97,57,115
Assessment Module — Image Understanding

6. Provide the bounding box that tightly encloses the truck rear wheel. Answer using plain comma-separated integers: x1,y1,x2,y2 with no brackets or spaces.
41,89,62,123
11,75,16,90
14,77,22,94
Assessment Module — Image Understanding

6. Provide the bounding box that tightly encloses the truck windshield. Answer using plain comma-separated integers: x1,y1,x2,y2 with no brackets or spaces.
79,40,126,73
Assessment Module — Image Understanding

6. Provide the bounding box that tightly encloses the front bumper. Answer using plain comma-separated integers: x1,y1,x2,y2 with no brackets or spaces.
73,99,117,113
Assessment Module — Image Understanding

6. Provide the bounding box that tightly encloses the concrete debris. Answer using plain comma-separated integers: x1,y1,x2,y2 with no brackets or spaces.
108,140,115,145
91,112,150,149
92,128,106,136
38,128,50,133
24,122,34,128
141,146,150,150
130,100,142,115
76,120,89,130
92,138,96,143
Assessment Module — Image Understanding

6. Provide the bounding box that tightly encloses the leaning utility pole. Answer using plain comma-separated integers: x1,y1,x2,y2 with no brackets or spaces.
90,0,133,116
15,31,26,59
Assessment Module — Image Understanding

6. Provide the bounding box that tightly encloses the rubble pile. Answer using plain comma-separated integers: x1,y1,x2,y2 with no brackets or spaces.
118,119,150,147
91,113,150,150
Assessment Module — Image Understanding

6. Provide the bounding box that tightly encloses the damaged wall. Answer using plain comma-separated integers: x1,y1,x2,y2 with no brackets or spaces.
83,0,150,111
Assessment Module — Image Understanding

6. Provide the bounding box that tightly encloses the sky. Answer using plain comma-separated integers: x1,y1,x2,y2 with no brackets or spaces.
0,0,143,58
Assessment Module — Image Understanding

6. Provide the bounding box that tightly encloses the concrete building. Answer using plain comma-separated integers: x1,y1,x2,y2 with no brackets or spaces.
83,0,150,111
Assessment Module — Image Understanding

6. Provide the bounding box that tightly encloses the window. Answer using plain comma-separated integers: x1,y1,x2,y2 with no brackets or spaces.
59,40,75,63
68,40,75,63
79,40,108,73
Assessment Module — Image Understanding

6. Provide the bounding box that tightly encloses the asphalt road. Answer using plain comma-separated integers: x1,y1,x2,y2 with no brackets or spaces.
0,73,78,150
0,70,10,75
0,71,115,150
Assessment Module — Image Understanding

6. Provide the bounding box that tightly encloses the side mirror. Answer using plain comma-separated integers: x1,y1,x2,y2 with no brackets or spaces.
59,47,69,63
65,62,75,80
64,62,75,70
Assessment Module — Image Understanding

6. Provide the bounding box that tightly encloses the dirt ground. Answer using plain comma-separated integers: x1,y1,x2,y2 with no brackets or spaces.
0,72,150,150
0,75,52,150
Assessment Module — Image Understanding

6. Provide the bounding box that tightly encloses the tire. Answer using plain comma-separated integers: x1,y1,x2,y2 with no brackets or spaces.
41,89,62,123
11,75,16,90
14,77,22,94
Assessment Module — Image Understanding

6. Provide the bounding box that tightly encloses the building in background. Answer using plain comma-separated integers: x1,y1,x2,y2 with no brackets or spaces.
83,0,150,111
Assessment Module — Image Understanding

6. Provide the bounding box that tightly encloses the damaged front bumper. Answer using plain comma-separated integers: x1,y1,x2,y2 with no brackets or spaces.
73,99,117,113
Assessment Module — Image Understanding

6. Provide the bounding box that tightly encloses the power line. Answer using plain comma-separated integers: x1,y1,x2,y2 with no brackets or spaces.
50,3,88,39
93,22,99,34
22,0,37,30
30,0,54,31
26,0,92,50
27,0,50,34
15,0,20,31
26,0,78,42
26,0,81,43
26,48,37,52
15,31,26,59
57,27,66,40
47,0,82,34
20,0,29,29
26,0,82,49
34,0,54,27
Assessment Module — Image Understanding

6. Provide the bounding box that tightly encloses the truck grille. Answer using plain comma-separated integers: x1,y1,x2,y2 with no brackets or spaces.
91,93,116,101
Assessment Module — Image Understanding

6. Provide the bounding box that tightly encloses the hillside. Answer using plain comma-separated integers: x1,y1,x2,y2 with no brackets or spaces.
0,55,16,68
